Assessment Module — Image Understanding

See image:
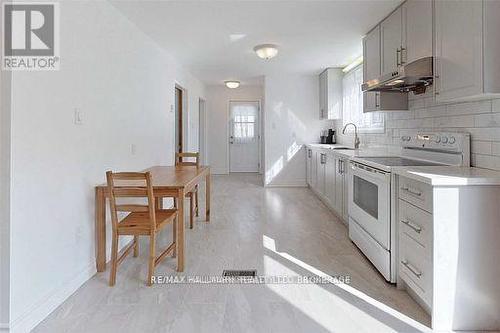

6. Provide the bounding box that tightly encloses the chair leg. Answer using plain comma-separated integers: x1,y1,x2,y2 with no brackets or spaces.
172,216,177,258
147,233,156,286
189,193,194,229
195,189,199,217
109,232,119,286
133,235,139,257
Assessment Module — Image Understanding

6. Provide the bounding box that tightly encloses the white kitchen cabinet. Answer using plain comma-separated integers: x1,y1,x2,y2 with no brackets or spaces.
402,0,432,64
363,25,408,112
306,148,313,186
316,152,326,195
363,26,380,113
434,0,500,102
324,152,336,208
381,6,403,76
334,157,346,219
307,147,349,223
319,68,343,119
396,173,500,331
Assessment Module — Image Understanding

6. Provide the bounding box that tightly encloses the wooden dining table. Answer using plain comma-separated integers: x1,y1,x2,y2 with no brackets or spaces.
95,165,210,273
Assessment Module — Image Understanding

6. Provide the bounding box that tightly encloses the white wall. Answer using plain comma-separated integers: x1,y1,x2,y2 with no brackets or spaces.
206,85,263,174
0,55,12,331
264,74,334,186
7,1,205,331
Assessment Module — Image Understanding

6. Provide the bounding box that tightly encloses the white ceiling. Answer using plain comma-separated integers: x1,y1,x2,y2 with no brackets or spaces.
111,0,402,86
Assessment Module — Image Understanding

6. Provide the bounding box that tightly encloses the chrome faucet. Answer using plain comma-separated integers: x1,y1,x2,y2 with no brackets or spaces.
342,123,360,149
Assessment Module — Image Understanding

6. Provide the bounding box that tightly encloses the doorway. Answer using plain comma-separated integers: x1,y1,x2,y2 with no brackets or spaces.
174,86,183,156
198,98,207,165
229,101,261,173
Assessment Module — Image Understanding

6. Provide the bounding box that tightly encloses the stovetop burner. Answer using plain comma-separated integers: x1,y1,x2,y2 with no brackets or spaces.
359,156,442,167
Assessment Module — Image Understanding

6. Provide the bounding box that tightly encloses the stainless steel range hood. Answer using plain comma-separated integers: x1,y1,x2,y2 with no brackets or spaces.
361,57,433,95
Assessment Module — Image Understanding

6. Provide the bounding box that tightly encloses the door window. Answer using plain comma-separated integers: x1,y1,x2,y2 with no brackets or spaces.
232,104,257,143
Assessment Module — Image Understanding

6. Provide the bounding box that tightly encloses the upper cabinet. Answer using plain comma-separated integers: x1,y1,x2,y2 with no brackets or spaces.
381,0,433,75
402,0,433,64
434,0,500,102
319,68,343,120
363,26,381,112
381,6,403,76
363,25,408,113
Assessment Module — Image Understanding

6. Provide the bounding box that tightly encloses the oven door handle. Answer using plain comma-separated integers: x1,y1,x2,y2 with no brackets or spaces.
350,161,390,181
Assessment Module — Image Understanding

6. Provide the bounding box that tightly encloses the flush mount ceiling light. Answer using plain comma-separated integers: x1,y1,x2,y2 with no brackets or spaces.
224,80,240,89
253,44,279,60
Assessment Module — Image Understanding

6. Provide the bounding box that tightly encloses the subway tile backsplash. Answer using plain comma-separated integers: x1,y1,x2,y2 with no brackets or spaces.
335,92,500,171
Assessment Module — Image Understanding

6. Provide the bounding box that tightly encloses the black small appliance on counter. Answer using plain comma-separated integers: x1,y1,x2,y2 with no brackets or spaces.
320,129,336,144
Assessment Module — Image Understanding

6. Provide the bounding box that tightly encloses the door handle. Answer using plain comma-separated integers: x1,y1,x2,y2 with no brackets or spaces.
396,48,401,67
401,186,422,197
375,93,380,108
400,47,406,65
229,136,234,144
401,219,422,233
401,260,422,278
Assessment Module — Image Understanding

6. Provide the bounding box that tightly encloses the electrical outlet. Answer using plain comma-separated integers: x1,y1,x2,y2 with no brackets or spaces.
74,108,84,125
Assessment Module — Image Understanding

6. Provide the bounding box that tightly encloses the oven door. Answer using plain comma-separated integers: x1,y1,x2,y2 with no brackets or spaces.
348,161,391,250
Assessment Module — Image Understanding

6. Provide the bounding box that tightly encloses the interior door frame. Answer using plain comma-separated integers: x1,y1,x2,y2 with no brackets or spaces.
174,83,188,162
227,99,262,174
198,97,207,165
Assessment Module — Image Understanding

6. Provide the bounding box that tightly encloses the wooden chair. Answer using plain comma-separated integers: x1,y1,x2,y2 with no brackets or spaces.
175,152,199,229
106,171,177,286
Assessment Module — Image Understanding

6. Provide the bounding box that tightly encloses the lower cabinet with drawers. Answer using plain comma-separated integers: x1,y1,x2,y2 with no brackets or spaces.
395,173,500,331
397,179,433,312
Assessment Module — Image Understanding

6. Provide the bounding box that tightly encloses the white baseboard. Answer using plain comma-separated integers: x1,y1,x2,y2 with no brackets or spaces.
265,182,308,188
211,167,228,175
10,263,96,333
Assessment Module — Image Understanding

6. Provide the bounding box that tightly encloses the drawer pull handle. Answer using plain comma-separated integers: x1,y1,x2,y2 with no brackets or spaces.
401,219,422,233
401,186,422,197
401,260,422,278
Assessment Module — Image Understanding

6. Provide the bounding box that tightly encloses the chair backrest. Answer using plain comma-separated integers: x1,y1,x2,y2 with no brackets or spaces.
106,171,156,232
175,152,199,167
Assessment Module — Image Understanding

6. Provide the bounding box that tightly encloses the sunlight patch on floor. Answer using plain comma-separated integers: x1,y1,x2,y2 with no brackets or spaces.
262,235,430,332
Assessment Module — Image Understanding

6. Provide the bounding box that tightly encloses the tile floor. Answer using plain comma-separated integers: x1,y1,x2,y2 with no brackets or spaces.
34,174,430,333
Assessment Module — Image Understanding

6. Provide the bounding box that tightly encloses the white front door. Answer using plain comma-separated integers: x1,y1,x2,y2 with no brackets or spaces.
229,101,260,173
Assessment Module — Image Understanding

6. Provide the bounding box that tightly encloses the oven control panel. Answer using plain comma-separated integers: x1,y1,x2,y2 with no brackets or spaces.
400,132,469,151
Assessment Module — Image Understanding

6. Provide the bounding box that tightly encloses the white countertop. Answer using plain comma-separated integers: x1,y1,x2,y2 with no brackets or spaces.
392,166,500,186
306,143,500,186
305,143,402,159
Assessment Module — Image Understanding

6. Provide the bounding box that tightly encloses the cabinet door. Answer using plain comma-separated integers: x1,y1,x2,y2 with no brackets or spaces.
319,71,326,119
306,149,312,186
334,157,344,217
342,162,348,222
381,7,402,75
402,0,432,64
326,68,343,120
311,150,318,189
435,0,483,101
324,153,336,208
363,26,381,113
316,153,326,195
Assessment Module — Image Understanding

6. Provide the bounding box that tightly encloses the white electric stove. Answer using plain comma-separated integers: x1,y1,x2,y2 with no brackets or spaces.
347,132,470,282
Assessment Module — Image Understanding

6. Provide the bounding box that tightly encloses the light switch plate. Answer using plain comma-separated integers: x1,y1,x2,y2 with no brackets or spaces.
74,108,83,125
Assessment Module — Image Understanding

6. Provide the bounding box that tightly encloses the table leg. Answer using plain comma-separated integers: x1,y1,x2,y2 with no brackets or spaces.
95,187,106,272
176,189,185,272
206,172,211,222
